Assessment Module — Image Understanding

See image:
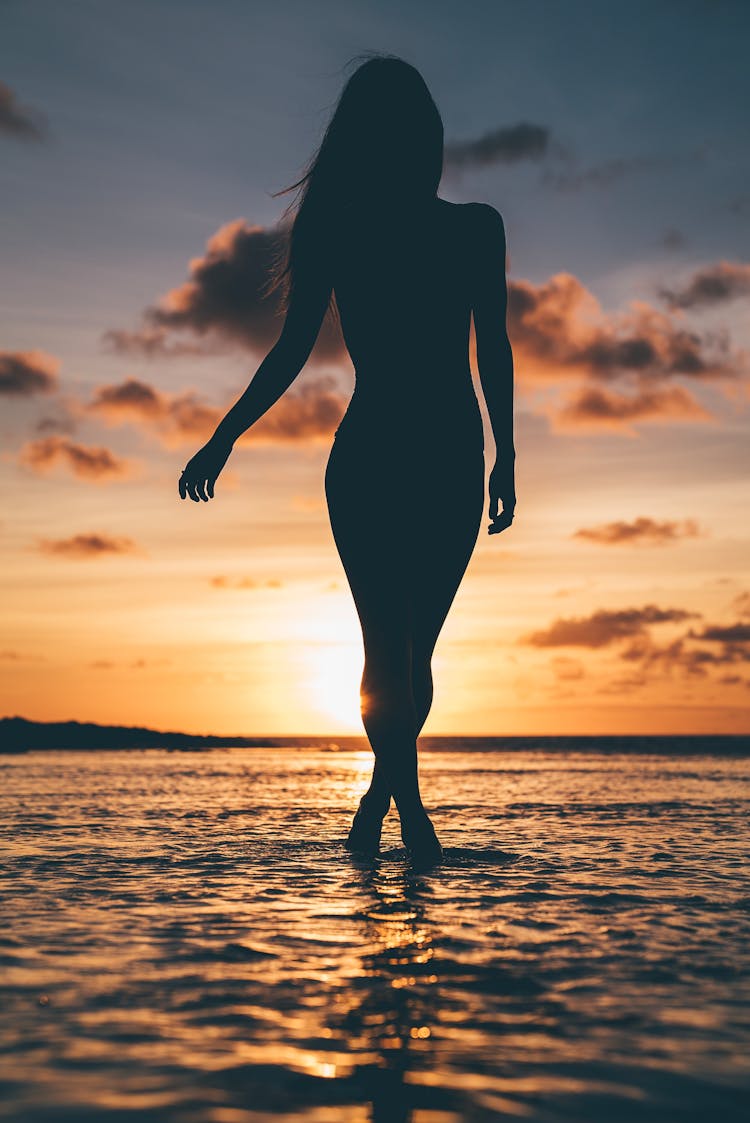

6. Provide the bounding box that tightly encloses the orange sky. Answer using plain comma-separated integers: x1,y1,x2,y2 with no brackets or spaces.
3,255,749,734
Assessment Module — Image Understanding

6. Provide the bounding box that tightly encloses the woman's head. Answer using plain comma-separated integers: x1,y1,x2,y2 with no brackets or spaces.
265,53,444,314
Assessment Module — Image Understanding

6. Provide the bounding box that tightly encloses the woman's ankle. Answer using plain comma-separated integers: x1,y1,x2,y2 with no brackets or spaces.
358,791,390,819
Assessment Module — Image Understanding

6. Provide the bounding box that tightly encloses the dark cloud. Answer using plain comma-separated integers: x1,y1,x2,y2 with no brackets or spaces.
687,622,750,645
661,228,686,251
572,517,702,546
0,350,58,395
444,122,551,169
658,261,750,310
520,605,698,649
540,149,706,192
553,384,711,428
85,374,347,447
731,591,750,619
18,436,133,481
0,81,47,140
35,413,77,435
36,533,139,559
110,219,343,363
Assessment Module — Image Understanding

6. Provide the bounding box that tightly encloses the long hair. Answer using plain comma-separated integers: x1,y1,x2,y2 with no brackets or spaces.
263,52,445,322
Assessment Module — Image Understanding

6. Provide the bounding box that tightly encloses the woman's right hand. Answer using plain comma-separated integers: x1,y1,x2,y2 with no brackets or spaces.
488,456,516,534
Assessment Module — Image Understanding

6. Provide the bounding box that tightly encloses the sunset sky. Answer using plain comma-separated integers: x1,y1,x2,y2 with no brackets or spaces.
2,0,749,735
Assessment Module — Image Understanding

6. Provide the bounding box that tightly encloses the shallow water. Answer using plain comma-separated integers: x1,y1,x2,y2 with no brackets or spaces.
1,745,749,1122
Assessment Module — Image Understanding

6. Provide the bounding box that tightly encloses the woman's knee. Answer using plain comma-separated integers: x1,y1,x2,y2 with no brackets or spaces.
360,660,415,725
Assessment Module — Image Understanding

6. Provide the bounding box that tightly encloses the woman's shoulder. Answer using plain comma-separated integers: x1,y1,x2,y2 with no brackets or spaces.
459,200,505,229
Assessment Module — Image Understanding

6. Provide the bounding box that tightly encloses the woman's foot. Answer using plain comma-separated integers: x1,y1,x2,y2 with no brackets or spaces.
401,809,443,867
345,795,389,857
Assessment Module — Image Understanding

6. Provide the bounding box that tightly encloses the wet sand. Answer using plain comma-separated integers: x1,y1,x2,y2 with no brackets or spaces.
1,743,748,1121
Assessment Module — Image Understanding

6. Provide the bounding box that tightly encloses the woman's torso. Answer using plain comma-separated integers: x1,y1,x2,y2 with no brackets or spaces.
329,197,484,451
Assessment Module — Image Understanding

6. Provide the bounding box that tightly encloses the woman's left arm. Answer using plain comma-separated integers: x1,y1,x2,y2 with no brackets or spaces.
179,251,333,502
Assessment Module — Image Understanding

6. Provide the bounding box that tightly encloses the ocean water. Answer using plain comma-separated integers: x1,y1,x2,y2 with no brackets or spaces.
1,740,749,1123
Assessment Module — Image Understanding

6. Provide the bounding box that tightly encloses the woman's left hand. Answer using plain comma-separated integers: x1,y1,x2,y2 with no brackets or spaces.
178,435,233,502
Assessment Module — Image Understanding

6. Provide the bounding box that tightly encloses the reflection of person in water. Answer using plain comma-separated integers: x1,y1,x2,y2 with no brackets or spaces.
178,53,516,866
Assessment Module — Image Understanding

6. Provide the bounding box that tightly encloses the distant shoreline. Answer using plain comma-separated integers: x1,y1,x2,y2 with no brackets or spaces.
1,717,748,754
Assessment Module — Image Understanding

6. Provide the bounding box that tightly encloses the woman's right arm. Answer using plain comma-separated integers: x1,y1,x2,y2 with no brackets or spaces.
469,202,516,533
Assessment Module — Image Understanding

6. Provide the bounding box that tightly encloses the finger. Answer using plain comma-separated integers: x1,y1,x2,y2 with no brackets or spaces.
188,479,201,502
197,477,208,501
207,478,215,499
179,476,186,499
488,509,514,534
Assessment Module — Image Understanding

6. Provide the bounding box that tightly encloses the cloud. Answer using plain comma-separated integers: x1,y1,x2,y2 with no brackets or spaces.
444,122,552,168
35,412,78,434
18,436,133,481
107,215,748,439
0,350,58,395
520,605,699,648
0,81,47,140
658,261,750,310
572,517,702,546
100,326,227,358
661,228,686,251
687,622,750,645
508,273,742,385
109,219,344,363
505,270,748,432
731,591,750,619
36,533,139,559
84,374,347,447
540,149,706,192
210,575,283,589
553,384,712,429
620,629,749,677
550,656,585,681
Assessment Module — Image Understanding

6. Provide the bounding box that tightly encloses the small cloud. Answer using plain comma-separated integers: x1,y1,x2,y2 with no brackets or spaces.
661,228,686,251
100,326,227,359
540,148,706,192
35,412,77,435
687,622,750,645
550,656,585,681
291,493,324,513
444,122,552,169
36,533,140,559
18,436,134,481
731,591,750,619
0,350,58,395
658,261,750,310
572,517,702,546
520,605,699,648
0,81,47,140
209,574,283,589
550,384,713,433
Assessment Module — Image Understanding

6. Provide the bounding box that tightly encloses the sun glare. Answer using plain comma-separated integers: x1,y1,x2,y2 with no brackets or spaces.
307,643,363,731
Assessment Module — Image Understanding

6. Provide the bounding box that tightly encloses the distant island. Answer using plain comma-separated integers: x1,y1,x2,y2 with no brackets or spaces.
1,716,748,754
0,716,288,752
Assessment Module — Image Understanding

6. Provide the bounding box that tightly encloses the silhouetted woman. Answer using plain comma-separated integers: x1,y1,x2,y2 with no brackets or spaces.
178,54,516,866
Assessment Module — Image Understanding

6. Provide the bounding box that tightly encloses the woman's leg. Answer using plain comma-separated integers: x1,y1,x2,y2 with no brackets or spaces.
325,436,431,840
357,442,484,803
